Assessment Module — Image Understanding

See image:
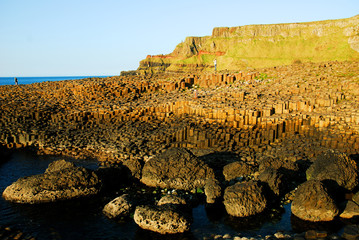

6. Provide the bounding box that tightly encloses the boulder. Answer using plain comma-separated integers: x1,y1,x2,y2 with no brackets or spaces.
306,150,358,191
223,180,267,217
258,167,285,196
340,201,359,219
352,191,359,205
291,180,339,222
157,195,187,206
134,205,191,234
123,158,142,179
223,161,256,181
141,148,215,191
204,178,222,204
45,159,75,173
2,160,101,204
258,156,299,172
103,194,134,219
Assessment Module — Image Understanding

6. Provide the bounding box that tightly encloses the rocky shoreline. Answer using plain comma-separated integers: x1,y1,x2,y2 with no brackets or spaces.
1,60,359,239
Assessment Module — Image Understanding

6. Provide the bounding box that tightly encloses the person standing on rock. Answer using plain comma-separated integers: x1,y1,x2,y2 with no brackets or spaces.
214,59,217,72
14,77,18,85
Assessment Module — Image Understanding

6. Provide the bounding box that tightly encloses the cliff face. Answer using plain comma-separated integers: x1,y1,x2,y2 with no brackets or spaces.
138,15,359,74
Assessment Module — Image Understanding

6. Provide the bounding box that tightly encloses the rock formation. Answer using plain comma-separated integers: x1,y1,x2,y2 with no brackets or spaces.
291,180,339,222
223,161,256,182
306,149,358,191
223,180,267,217
134,205,191,234
103,194,134,219
2,160,101,204
141,147,215,191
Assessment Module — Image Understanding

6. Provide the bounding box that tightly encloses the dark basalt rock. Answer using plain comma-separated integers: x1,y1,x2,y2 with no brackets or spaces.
223,180,267,217
141,148,216,191
291,180,339,222
2,160,101,204
306,150,358,191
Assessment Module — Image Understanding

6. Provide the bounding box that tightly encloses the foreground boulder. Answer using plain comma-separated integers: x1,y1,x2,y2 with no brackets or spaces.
291,180,339,222
103,194,134,219
134,205,191,234
223,180,267,217
2,160,101,204
306,150,358,191
141,148,215,191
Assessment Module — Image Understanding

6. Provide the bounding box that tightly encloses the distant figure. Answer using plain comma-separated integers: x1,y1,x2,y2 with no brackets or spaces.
214,59,217,72
14,77,18,85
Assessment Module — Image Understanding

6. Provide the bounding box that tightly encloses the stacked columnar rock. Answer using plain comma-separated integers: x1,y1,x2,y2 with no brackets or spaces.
0,61,358,162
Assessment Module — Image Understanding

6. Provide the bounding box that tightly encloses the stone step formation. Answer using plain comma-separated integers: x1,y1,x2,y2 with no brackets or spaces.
0,61,358,165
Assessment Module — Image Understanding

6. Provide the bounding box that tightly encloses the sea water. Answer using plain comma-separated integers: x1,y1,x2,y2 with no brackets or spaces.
0,151,296,240
0,76,111,86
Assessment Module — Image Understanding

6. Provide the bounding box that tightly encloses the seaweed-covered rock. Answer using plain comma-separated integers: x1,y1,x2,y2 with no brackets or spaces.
223,180,267,217
291,180,339,222
306,150,358,191
134,205,191,234
2,160,101,204
141,148,215,191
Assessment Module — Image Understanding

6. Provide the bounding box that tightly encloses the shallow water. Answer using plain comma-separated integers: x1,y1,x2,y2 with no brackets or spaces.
0,151,350,240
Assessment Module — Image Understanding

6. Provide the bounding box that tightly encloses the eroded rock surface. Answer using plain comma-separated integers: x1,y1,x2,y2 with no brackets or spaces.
291,180,339,222
2,160,101,204
223,180,267,217
141,148,215,191
306,150,358,191
103,194,134,219
134,205,191,234
223,161,256,181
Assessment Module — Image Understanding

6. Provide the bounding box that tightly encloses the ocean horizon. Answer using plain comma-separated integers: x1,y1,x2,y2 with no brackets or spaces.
0,76,113,86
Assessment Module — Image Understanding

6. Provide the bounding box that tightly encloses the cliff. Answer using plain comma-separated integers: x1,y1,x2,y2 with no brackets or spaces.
137,15,359,73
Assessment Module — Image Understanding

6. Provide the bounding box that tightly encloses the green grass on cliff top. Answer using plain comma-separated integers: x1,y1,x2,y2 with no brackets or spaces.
172,33,359,71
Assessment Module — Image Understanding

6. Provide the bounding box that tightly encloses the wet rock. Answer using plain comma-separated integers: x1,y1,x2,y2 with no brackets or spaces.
304,230,327,240
103,194,134,219
342,225,359,240
204,178,222,204
141,147,215,190
223,180,267,217
340,200,359,219
306,150,358,191
223,161,256,181
134,205,191,234
291,180,339,222
2,160,101,203
157,194,187,206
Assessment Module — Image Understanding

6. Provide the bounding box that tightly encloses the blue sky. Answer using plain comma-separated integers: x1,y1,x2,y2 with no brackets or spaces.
0,0,357,77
